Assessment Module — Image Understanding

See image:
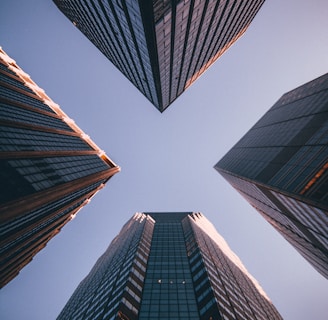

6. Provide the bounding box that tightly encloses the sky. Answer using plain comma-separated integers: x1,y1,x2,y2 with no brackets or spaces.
0,0,327,319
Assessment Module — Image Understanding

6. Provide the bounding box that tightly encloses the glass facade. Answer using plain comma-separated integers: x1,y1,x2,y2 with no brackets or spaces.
58,212,282,320
58,213,154,320
53,0,264,112
0,48,120,288
215,73,328,279
139,213,199,319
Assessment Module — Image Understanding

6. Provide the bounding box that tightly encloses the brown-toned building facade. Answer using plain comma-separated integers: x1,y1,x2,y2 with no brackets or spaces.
215,73,328,279
53,0,265,112
0,48,120,288
58,212,282,320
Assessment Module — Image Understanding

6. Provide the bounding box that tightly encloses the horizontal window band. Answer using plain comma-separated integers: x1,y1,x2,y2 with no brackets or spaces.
0,166,120,223
0,119,80,137
0,150,100,159
0,97,65,120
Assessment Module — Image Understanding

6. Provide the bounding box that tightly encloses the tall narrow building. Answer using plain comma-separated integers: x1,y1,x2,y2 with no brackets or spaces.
215,73,328,279
58,212,282,320
0,48,120,288
53,0,265,112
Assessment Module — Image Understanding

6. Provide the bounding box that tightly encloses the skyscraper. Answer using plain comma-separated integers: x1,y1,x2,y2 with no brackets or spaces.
58,212,282,320
215,73,328,279
53,0,265,112
0,48,120,288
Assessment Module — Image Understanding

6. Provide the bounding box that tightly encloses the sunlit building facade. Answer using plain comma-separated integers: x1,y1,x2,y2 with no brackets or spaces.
215,73,328,279
53,0,265,112
58,212,282,320
0,48,120,288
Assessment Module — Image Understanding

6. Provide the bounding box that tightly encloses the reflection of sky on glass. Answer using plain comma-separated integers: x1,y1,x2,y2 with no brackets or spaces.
0,1,327,319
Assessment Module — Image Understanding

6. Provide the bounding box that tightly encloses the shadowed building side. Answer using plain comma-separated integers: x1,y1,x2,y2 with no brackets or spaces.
57,212,282,320
53,0,264,112
215,73,328,279
0,48,120,288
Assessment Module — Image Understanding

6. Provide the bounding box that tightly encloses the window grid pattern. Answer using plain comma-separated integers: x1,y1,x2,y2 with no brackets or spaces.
0,86,54,113
258,202,328,279
183,219,221,320
275,73,328,108
0,71,36,94
0,199,85,256
139,217,200,319
187,214,282,320
219,172,314,240
219,172,328,279
215,73,328,279
57,213,154,320
0,199,85,266
121,0,158,106
0,49,119,288
0,126,92,151
89,0,151,101
0,102,73,132
58,213,282,319
0,180,107,286
271,191,328,277
217,74,328,198
184,0,264,91
268,144,328,196
6,155,109,192
1,180,105,238
155,0,264,109
53,0,263,111
272,191,328,247
53,0,158,108
0,62,17,75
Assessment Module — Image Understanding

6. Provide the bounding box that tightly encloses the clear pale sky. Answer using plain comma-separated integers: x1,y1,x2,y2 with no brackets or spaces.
1,1,328,319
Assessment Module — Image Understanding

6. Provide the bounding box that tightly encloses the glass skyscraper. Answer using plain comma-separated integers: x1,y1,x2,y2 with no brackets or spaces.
53,0,264,112
58,212,282,320
0,48,120,288
215,73,328,279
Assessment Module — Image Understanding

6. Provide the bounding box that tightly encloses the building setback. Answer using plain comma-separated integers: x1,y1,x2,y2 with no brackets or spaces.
53,0,264,112
58,212,282,320
215,73,328,279
0,48,120,288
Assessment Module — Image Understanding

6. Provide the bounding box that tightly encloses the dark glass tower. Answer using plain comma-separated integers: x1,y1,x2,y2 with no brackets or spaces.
58,212,282,320
215,73,328,279
0,48,120,288
53,0,264,112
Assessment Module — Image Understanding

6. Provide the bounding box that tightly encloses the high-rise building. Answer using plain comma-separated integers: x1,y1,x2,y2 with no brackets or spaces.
58,212,282,320
53,0,264,112
0,48,120,288
215,73,328,279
